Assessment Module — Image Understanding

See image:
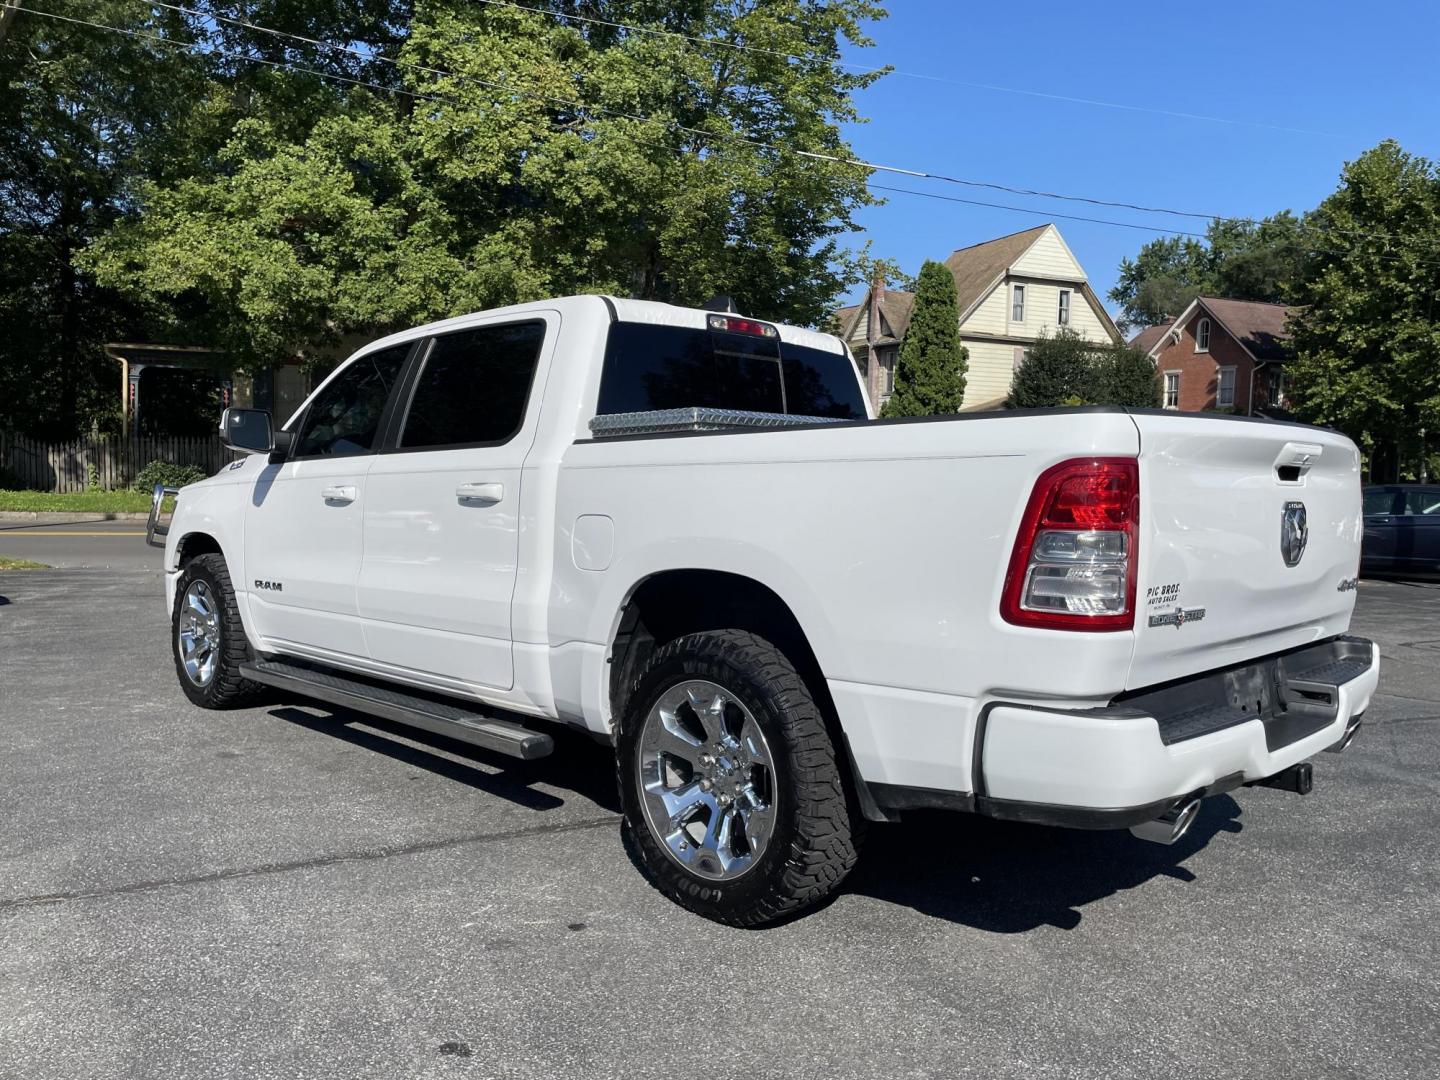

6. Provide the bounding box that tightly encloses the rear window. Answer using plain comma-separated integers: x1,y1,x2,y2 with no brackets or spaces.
596,321,865,420
399,321,545,448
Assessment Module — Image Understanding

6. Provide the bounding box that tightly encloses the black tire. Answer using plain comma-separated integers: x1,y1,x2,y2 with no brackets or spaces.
171,553,263,709
616,629,861,926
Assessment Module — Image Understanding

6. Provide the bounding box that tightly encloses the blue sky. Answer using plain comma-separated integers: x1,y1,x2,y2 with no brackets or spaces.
835,0,1440,320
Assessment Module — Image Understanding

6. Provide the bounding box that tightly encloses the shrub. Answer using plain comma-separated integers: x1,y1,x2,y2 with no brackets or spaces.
1007,330,1093,408
133,460,208,491
1090,344,1162,408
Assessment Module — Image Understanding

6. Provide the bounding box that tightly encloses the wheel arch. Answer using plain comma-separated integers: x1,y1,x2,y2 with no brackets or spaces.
607,568,884,822
175,530,224,568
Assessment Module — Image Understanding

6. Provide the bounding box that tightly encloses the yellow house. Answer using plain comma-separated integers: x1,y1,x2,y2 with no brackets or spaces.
835,224,1123,412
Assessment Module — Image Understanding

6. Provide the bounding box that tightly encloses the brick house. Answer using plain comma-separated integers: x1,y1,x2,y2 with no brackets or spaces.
1132,297,1294,415
835,224,1122,412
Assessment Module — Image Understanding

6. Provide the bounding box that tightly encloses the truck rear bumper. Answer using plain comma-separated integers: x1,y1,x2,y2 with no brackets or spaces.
872,636,1379,829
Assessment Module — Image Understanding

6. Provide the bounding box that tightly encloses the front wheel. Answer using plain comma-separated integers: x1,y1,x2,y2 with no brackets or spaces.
171,553,263,709
616,630,861,926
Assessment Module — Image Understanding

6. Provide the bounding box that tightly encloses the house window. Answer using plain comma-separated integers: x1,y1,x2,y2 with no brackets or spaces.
1267,368,1286,408
1012,284,1025,322
1217,366,1236,408
1013,346,1030,372
1057,289,1071,326
881,351,895,395
1195,317,1211,353
1163,371,1180,410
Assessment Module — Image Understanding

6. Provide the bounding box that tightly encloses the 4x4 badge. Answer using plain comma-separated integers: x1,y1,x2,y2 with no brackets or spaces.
1281,501,1308,567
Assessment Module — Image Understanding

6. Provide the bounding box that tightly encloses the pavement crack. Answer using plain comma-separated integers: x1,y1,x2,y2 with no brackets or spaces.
0,814,619,912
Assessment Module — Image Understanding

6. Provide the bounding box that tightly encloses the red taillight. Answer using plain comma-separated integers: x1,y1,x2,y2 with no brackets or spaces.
1000,457,1139,631
707,313,778,338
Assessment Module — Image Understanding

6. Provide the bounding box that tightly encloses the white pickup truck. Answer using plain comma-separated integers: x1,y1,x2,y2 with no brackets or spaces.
151,295,1379,925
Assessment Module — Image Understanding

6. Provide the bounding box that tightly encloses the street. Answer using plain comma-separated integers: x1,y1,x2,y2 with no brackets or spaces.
0,518,158,571
0,567,1437,1079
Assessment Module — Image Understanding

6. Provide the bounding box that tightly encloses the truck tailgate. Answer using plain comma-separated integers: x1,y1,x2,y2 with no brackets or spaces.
1127,414,1364,690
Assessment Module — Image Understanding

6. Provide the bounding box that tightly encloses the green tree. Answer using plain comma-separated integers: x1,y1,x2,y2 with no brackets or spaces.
1288,140,1440,480
82,1,888,375
880,259,966,417
0,2,207,437
0,1,413,436
1109,236,1212,333
1109,213,1309,332
1006,329,1092,408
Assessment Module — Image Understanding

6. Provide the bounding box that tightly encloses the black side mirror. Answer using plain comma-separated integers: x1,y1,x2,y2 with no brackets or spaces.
220,407,275,454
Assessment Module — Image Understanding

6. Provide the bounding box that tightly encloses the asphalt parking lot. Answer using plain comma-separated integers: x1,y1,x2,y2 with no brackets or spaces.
1,569,1437,1080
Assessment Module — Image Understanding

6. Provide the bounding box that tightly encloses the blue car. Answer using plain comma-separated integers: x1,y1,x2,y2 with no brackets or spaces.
1362,484,1440,577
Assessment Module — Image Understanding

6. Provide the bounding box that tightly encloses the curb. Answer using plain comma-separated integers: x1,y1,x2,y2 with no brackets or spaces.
0,511,150,523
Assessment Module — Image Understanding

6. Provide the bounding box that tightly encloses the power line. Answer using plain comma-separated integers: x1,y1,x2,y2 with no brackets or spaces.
102,1,1317,228
470,0,1340,139
10,3,459,107
867,184,1206,239
15,2,1434,257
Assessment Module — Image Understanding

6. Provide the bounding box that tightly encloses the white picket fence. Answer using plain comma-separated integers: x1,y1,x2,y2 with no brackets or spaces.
0,430,233,492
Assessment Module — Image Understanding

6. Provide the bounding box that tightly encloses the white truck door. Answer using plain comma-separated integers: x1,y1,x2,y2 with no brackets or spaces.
357,315,553,691
243,343,414,658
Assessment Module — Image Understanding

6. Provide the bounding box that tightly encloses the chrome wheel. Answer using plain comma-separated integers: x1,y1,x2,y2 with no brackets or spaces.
636,679,778,882
177,579,221,687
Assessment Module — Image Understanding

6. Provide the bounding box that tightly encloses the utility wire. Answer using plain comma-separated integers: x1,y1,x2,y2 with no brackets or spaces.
470,0,1340,138
107,1,1297,226
14,2,1435,259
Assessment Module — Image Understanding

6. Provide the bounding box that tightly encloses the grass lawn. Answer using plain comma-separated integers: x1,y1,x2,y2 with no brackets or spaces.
0,557,50,570
0,490,156,514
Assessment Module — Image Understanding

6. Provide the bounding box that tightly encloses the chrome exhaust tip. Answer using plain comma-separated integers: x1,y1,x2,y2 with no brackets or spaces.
1326,713,1363,753
1129,798,1202,846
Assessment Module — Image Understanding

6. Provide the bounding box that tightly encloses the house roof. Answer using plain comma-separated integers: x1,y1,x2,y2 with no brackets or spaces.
942,225,1050,316
872,290,915,344
1128,321,1173,355
1197,297,1293,361
1143,296,1294,362
835,289,915,347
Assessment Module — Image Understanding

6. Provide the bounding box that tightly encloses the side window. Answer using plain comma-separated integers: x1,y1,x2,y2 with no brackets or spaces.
1400,490,1440,516
1362,489,1397,516
399,321,546,449
293,344,410,458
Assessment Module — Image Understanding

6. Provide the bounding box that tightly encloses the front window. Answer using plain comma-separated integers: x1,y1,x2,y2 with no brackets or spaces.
1216,366,1236,407
1057,290,1071,326
1195,317,1211,352
293,344,410,457
1012,284,1025,322
1163,371,1180,409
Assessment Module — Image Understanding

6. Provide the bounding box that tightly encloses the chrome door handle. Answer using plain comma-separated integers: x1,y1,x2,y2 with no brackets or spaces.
321,485,357,504
456,482,504,505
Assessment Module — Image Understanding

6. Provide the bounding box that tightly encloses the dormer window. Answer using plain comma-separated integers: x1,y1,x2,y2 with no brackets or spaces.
1195,317,1211,353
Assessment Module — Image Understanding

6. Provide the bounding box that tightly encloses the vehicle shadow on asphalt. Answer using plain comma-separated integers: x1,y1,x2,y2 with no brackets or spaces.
842,797,1243,932
268,705,623,815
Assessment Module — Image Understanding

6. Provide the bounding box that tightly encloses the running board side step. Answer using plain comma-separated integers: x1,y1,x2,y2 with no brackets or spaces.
240,659,554,760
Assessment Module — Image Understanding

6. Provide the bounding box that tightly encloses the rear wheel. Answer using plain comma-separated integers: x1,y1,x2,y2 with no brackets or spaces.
616,630,861,926
171,553,263,709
